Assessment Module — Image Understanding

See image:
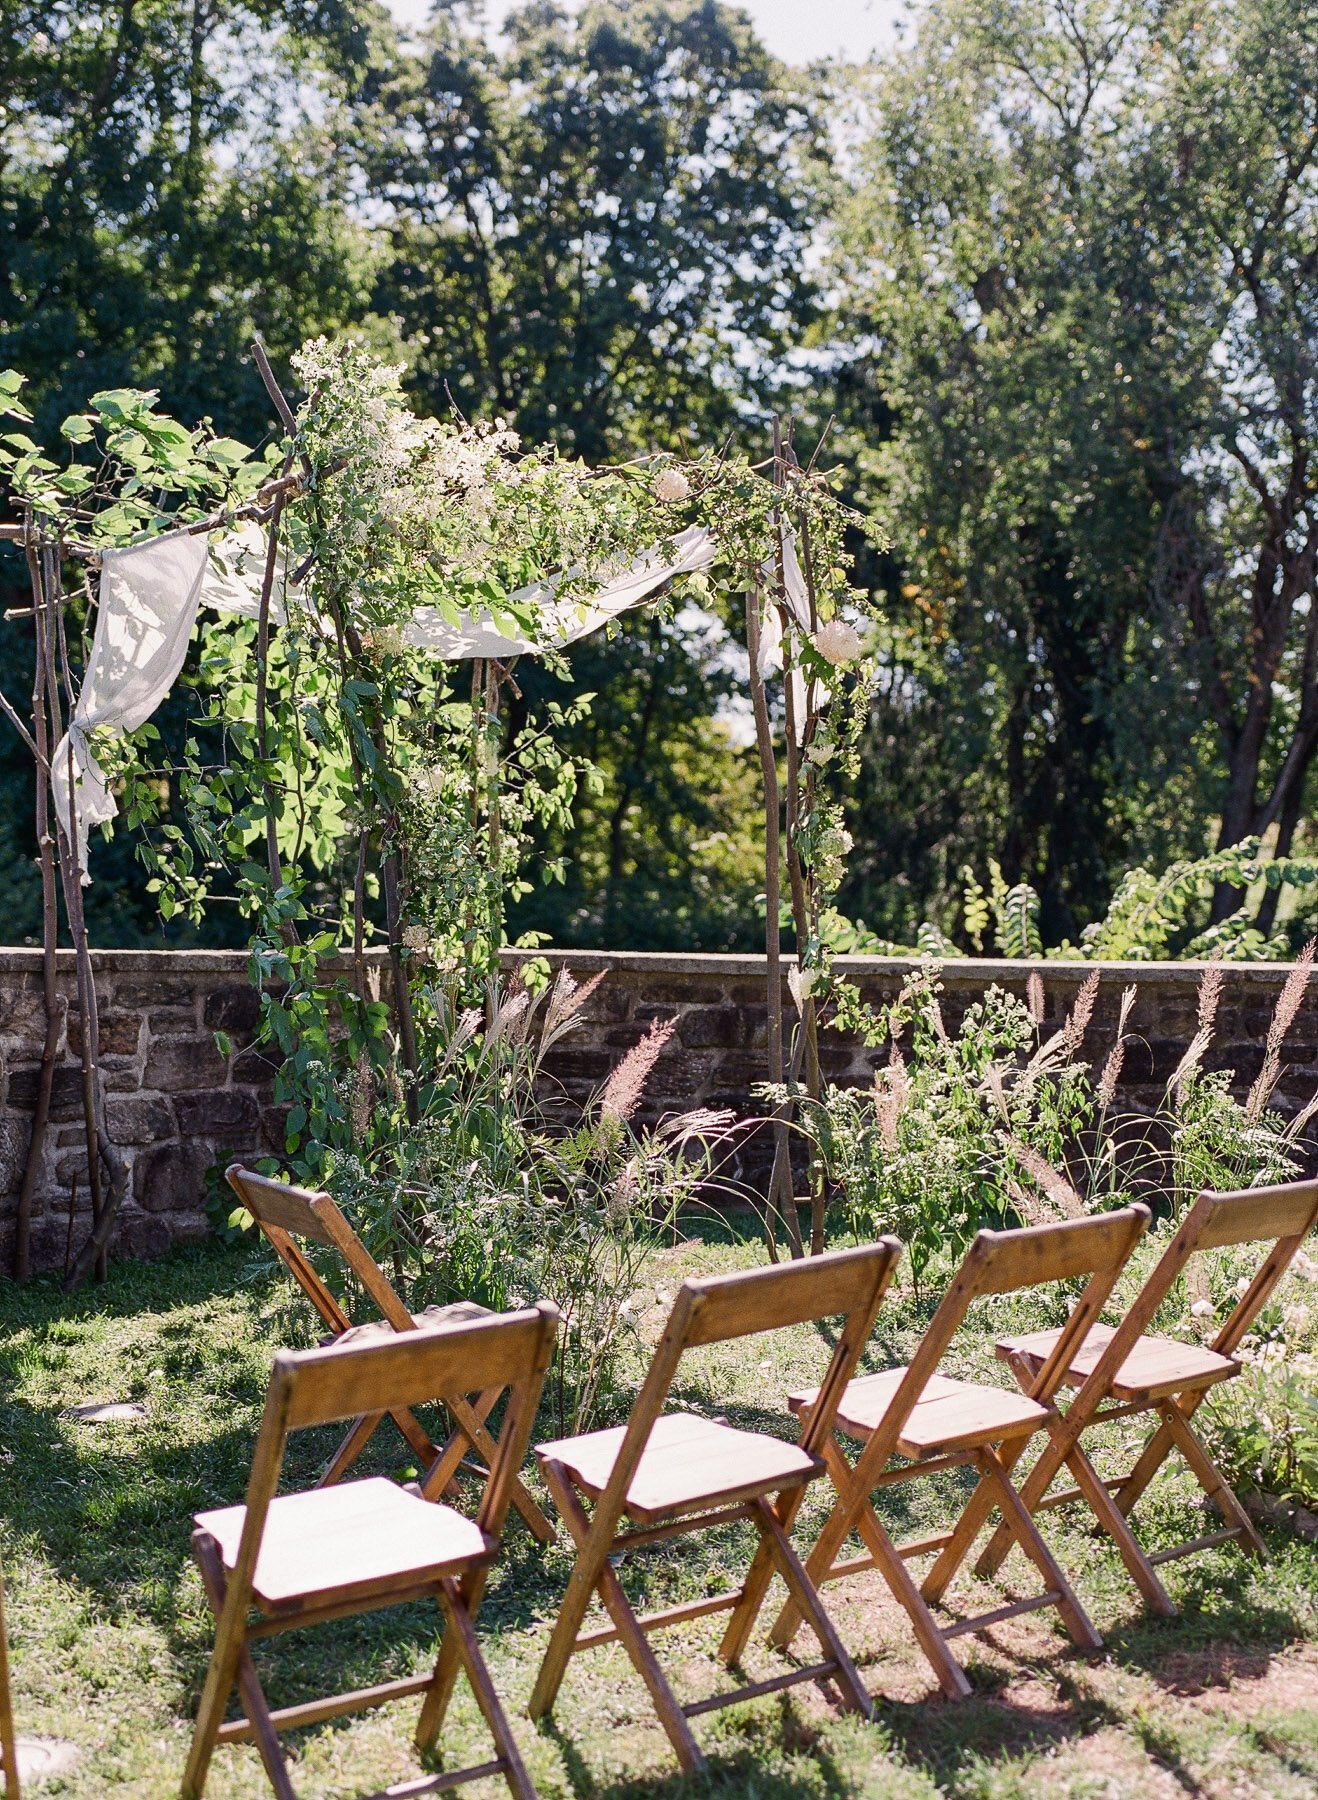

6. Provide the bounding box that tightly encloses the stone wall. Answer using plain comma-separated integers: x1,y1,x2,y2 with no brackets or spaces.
0,951,280,1274
503,950,1318,1193
2,946,1315,1273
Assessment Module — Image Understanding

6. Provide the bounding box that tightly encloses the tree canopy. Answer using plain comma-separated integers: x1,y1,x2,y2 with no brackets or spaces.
2,0,1317,956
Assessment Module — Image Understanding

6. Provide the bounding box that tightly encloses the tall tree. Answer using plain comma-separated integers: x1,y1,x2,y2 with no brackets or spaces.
365,0,824,945
833,0,1318,944
0,0,384,436
366,0,823,457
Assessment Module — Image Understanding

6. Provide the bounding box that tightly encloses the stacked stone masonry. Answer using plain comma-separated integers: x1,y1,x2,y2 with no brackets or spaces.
1,947,1315,1273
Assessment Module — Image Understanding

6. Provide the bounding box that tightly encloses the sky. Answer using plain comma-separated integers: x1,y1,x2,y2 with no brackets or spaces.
385,0,907,65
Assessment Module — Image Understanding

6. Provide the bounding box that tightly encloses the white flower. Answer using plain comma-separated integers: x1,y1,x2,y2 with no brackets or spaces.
652,467,691,503
1190,1298,1215,1318
401,924,429,951
812,618,864,666
788,967,819,1012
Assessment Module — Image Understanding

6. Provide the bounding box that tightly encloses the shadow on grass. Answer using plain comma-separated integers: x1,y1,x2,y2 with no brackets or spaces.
541,1698,860,1799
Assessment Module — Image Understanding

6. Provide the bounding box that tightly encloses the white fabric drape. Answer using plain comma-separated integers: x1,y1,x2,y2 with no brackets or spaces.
757,526,818,743
54,523,715,876
51,526,286,876
403,526,715,657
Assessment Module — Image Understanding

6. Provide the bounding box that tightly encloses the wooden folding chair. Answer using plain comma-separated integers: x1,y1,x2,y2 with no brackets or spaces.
971,1177,1318,1615
527,1239,903,1775
182,1300,559,1800
225,1164,554,1543
0,1555,18,1800
771,1207,1152,1698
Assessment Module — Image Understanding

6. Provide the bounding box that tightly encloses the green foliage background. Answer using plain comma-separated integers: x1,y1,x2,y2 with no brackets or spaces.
2,0,1317,955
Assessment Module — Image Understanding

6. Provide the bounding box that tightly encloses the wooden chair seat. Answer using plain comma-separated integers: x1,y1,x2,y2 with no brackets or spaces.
537,1412,822,1526
196,1477,493,1610
790,1368,1051,1456
324,1300,490,1351
997,1323,1238,1403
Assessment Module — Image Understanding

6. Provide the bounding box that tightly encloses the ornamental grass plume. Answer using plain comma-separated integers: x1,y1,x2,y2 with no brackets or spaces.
1247,937,1315,1121
540,967,609,1054
874,1045,909,1150
1061,968,1100,1057
1097,985,1138,1109
1007,1137,1084,1218
600,1016,676,1124
1198,948,1225,1035
1026,970,1045,1026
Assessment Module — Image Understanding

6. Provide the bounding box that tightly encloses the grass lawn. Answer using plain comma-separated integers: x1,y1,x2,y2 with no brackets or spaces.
1,1226,1316,1799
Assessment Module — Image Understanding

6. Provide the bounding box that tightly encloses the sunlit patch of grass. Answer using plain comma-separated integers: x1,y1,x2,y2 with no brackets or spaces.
0,1231,1315,1797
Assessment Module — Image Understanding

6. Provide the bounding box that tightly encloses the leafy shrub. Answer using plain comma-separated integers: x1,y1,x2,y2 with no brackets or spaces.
327,969,745,1433
773,954,1315,1291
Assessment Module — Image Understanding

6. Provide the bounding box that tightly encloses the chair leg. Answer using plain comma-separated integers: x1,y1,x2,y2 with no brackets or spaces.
189,1536,297,1800
531,1462,705,1775
974,1450,1102,1654
718,1469,813,1666
975,1432,1071,1581
1156,1405,1268,1559
1063,1443,1178,1616
420,1388,501,1504
751,1499,872,1717
436,1578,537,1800
0,1560,19,1800
319,1411,385,1487
1110,1421,1175,1520
443,1395,556,1544
766,1457,875,1655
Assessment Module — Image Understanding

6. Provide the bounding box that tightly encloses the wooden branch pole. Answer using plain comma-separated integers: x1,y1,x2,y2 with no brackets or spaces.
746,584,801,1260
10,525,64,1278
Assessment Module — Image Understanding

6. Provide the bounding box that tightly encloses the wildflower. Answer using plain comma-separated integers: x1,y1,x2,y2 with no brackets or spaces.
401,923,428,951
1190,1298,1215,1318
652,467,691,503
811,618,864,666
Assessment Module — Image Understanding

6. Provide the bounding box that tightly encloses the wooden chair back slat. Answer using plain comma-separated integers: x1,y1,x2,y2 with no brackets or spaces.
1192,1178,1318,1251
280,1306,560,1433
970,1210,1153,1298
226,1166,339,1247
681,1242,904,1347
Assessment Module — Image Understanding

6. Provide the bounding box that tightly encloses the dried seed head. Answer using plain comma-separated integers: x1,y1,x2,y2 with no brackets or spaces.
1026,971,1045,1025
1062,969,1100,1057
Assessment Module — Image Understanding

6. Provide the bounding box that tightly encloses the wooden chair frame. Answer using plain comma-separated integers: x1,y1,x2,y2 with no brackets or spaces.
182,1301,559,1800
528,1240,903,1775
226,1164,554,1542
968,1178,1318,1614
0,1555,18,1800
771,1207,1152,1699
